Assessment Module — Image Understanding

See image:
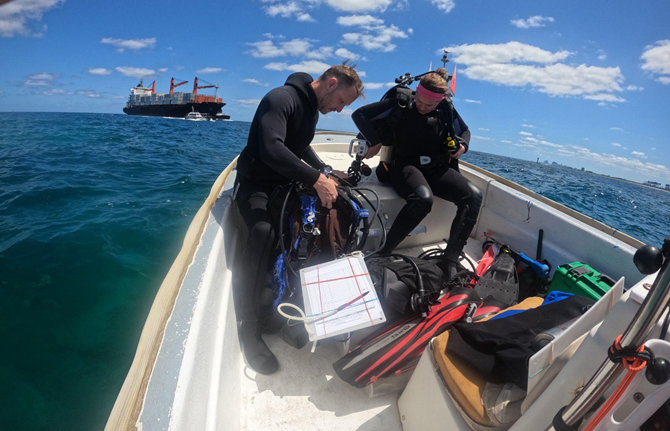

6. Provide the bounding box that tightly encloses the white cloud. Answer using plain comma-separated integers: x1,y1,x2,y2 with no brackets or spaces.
43,88,72,95
641,40,670,84
611,143,622,147
23,72,57,87
472,135,494,141
247,38,333,60
341,23,408,52
101,37,156,53
431,0,456,13
235,98,262,107
196,67,224,74
510,16,554,29
446,42,571,66
565,145,669,179
110,95,126,99
521,136,539,143
463,99,481,104
320,107,355,120
609,127,624,131
0,0,63,37
336,14,383,26
338,14,409,52
478,128,489,131
334,47,364,60
28,72,57,80
445,42,625,102
115,66,157,79
519,131,533,136
363,82,385,89
625,85,644,91
264,60,330,74
264,1,314,21
501,140,512,143
522,124,535,128
324,0,393,13
243,78,270,86
158,68,168,73
88,68,112,76
597,49,607,61
538,140,563,148
631,151,647,158
583,93,625,103
76,89,102,98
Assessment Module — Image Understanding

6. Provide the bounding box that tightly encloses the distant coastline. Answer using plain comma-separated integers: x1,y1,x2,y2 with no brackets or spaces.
590,171,670,193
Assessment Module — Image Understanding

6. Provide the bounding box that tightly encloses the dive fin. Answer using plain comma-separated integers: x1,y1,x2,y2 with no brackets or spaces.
333,286,481,388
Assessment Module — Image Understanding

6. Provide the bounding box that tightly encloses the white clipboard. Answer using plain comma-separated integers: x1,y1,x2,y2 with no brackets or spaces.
300,253,386,341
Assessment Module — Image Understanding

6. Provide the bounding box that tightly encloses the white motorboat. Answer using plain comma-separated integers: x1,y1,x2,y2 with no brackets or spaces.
104,132,670,431
185,110,207,121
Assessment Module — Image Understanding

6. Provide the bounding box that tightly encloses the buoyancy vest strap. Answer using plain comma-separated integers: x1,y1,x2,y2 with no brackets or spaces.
297,195,318,262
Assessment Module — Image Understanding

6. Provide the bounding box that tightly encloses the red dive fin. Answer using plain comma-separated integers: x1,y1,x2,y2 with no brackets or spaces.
332,286,481,388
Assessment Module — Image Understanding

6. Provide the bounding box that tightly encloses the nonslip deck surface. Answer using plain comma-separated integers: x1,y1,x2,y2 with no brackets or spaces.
238,240,485,431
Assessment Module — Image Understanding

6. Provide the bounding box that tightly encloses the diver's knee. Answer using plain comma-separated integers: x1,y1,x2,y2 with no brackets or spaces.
466,182,483,212
414,185,434,207
249,220,275,245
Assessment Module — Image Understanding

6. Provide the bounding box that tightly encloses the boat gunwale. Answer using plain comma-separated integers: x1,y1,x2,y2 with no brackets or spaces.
104,156,238,431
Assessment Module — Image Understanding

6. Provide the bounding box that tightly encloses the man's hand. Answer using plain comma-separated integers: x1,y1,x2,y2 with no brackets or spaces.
313,173,338,209
364,143,383,159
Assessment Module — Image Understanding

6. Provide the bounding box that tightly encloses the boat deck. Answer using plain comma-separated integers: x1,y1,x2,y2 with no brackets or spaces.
238,240,485,431
110,133,644,431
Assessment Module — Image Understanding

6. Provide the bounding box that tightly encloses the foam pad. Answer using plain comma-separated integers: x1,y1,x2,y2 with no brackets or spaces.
432,296,544,426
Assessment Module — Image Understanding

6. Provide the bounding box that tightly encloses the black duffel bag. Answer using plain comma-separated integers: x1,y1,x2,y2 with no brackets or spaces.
366,255,446,319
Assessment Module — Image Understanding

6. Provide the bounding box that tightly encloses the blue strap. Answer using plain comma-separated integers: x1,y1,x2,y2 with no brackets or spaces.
271,254,288,309
349,199,369,228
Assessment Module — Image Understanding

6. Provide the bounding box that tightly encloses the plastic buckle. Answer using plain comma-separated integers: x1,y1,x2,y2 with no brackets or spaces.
419,156,431,165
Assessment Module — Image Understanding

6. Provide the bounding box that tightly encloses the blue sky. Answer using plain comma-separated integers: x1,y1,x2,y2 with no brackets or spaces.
1,0,669,183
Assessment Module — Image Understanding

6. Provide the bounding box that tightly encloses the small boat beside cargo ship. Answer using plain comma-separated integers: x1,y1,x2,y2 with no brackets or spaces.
123,77,230,120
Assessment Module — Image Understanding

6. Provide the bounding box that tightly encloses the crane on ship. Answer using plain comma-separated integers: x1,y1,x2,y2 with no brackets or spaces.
193,77,219,98
169,78,189,95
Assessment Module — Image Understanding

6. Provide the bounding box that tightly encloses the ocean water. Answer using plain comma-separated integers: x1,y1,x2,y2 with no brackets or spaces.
0,112,668,430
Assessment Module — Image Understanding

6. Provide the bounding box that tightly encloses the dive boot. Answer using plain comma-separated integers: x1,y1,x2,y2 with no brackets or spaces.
238,321,279,375
438,239,467,280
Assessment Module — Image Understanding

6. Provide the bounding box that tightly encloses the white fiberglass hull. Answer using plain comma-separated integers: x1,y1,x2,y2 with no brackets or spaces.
106,132,665,431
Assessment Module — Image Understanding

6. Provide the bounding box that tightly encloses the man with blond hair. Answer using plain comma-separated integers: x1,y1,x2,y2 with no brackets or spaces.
234,63,364,374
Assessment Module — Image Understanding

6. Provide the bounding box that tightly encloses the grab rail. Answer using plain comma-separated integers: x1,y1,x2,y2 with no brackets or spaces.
546,238,670,431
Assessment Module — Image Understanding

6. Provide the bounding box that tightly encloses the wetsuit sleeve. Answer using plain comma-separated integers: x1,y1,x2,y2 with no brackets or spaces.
351,98,397,146
301,146,327,170
256,91,321,186
454,108,470,153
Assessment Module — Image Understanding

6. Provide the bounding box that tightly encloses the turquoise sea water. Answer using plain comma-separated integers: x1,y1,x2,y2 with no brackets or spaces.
0,112,668,430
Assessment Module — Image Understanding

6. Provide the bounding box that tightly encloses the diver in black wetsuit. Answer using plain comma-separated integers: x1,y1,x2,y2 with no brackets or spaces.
234,65,363,375
352,68,482,280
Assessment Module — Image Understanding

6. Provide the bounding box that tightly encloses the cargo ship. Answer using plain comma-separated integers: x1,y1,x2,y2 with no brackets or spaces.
123,77,229,120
